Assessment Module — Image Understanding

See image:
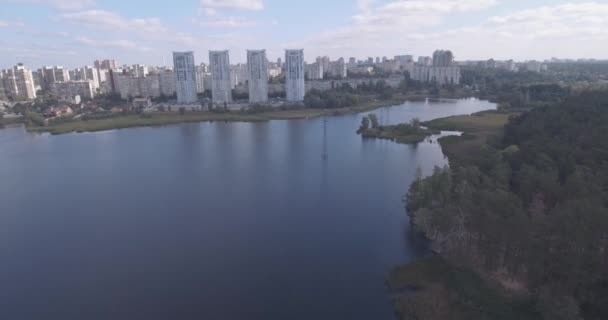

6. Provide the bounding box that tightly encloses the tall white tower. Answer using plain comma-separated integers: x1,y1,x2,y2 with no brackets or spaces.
247,50,268,104
285,49,305,102
173,51,198,103
209,50,232,105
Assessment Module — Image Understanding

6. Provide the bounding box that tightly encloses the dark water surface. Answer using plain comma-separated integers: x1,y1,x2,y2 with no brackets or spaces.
0,99,495,320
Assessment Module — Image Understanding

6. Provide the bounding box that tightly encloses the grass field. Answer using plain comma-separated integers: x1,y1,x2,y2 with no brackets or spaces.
24,98,404,135
423,111,515,166
387,256,539,320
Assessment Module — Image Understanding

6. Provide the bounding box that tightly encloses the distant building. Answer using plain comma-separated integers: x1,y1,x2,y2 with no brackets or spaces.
417,56,432,66
51,81,95,99
173,51,198,103
523,60,546,73
39,66,70,90
110,67,176,100
209,50,232,104
411,50,460,85
247,50,269,103
395,55,414,64
94,59,118,70
1,64,37,100
328,58,347,78
82,66,100,90
305,62,323,80
230,63,248,88
195,64,209,93
432,50,454,67
285,49,305,102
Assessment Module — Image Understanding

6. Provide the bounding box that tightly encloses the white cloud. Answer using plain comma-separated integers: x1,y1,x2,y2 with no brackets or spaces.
59,10,166,34
0,19,25,27
200,0,263,11
0,0,95,10
300,0,608,61
75,36,138,49
190,16,257,28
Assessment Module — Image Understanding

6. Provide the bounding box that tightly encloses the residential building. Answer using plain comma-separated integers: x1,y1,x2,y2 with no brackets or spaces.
432,50,455,67
523,60,546,73
3,64,37,100
230,63,247,88
195,65,209,93
305,62,323,80
395,55,414,65
328,58,347,78
209,50,232,104
94,59,118,70
51,81,95,99
417,56,432,66
173,51,198,103
285,49,305,102
159,69,177,96
83,66,100,90
247,50,269,103
411,50,460,85
40,66,70,90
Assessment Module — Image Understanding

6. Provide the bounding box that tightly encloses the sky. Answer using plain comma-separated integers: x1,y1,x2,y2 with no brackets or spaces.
0,0,607,69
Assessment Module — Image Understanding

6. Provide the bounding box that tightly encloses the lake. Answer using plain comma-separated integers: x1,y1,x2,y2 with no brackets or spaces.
0,98,495,320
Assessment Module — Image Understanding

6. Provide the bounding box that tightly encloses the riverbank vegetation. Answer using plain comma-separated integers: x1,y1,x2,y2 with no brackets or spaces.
357,114,438,144
391,90,608,320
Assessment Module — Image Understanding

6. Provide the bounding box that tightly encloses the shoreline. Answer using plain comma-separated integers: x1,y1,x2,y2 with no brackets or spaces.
18,98,401,135
2,93,482,136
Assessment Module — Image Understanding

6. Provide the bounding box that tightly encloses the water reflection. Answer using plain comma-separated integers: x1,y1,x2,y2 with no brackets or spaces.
0,99,496,320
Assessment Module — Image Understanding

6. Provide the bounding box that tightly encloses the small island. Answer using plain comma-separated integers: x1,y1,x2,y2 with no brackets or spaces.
356,114,439,144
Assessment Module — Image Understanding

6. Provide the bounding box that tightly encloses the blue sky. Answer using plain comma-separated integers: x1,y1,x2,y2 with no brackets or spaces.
0,0,607,69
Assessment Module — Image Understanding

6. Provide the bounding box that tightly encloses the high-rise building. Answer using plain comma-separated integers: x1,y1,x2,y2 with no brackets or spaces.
3,64,37,100
51,81,95,99
412,50,460,85
247,50,269,104
432,50,455,67
195,64,209,94
209,50,232,104
83,66,100,90
329,58,347,78
417,56,432,66
285,49,305,102
39,66,70,90
173,51,198,103
94,59,118,70
305,62,323,80
230,64,247,88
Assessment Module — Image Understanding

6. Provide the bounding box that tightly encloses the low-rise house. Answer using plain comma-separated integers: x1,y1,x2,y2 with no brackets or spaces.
43,105,73,118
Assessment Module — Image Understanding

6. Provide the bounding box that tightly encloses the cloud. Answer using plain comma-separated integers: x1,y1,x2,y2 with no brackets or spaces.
0,0,96,10
200,0,263,11
299,0,608,61
59,10,166,33
75,36,138,49
190,16,257,27
0,19,25,27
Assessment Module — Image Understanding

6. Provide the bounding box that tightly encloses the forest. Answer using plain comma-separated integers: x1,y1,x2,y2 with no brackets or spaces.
399,89,608,319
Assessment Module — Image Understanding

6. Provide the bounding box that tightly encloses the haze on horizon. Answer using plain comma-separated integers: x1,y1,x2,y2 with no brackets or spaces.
0,0,606,68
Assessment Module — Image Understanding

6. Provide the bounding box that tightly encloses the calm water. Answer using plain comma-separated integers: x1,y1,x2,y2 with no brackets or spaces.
0,98,495,320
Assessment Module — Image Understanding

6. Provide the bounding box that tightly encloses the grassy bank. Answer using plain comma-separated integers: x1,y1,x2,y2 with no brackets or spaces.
25,98,403,135
359,124,439,144
422,111,514,166
387,256,539,320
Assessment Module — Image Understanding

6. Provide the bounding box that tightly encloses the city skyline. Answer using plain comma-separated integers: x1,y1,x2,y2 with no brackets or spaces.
1,0,607,68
